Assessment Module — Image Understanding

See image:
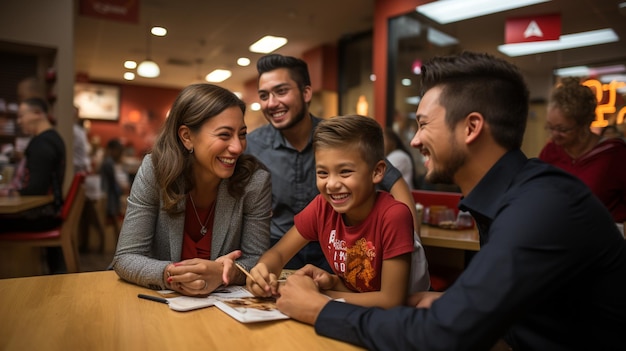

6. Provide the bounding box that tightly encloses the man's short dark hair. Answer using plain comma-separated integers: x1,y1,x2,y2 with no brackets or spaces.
420,51,530,150
22,96,49,114
257,54,311,92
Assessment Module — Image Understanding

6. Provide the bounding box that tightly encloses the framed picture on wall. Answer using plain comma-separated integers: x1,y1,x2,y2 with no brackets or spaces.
73,82,120,120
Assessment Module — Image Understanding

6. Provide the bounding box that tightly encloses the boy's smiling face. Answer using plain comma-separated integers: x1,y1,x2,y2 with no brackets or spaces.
314,145,385,226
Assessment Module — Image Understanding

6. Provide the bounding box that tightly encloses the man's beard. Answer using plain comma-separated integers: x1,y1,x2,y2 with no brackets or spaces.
275,98,307,131
425,137,465,185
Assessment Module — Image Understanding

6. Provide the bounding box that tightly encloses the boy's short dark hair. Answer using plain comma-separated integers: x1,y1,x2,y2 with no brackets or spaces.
313,115,384,169
257,54,311,92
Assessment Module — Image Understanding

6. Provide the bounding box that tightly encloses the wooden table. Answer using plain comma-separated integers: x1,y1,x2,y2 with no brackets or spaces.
0,270,364,351
0,195,53,214
419,224,480,251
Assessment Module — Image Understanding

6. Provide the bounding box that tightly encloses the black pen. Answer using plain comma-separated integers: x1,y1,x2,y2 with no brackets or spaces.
138,293,169,305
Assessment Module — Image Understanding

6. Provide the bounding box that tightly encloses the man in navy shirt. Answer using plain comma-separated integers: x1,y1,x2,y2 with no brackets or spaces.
275,52,626,350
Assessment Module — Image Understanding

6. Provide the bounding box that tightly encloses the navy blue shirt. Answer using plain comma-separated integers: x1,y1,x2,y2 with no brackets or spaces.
316,149,626,351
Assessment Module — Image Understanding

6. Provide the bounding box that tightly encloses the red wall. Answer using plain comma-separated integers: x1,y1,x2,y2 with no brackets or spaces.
87,82,180,156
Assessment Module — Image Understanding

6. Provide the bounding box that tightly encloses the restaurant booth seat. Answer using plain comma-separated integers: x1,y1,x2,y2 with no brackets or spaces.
0,172,86,273
412,189,465,292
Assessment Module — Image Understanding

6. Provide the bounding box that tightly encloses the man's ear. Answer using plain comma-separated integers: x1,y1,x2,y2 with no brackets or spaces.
464,112,484,144
178,125,193,151
302,85,313,105
372,160,386,184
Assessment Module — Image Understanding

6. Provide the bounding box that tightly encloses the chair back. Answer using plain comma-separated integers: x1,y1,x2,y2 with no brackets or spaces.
60,172,86,220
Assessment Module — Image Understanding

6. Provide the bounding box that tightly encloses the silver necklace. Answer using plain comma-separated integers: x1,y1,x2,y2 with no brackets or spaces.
189,193,211,236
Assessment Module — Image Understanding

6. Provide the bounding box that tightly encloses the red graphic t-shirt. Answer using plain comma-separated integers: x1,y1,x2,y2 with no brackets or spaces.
294,191,414,292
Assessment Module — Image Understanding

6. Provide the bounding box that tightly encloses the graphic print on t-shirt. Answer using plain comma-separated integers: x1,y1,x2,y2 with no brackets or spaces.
329,229,376,292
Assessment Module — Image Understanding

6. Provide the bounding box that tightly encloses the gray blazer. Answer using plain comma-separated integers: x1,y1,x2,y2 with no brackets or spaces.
112,154,272,290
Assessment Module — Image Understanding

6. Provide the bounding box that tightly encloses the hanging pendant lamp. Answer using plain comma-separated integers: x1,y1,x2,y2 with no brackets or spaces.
137,26,160,78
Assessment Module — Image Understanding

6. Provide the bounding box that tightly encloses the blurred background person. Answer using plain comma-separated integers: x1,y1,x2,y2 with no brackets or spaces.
539,77,626,223
100,138,129,235
0,97,66,273
383,128,418,190
73,105,91,173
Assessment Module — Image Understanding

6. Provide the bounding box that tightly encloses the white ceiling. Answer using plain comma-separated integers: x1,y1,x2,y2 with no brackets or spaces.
74,0,626,93
74,0,375,92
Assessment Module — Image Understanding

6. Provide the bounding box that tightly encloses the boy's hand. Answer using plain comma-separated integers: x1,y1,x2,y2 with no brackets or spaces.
247,263,279,297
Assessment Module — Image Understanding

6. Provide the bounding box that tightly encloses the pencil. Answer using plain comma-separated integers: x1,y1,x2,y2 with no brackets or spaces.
235,263,257,284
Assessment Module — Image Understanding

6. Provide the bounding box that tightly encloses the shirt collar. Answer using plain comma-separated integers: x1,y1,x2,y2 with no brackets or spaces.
269,115,320,151
459,149,528,221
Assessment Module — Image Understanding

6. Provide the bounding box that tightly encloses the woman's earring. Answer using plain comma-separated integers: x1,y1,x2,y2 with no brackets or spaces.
189,147,194,154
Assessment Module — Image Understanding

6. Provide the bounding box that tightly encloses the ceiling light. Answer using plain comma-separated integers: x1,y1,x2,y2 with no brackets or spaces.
137,27,160,78
406,96,421,105
402,78,412,86
151,26,167,36
249,36,288,54
137,60,160,78
205,69,232,83
498,28,619,57
237,57,251,66
250,102,261,111
427,27,459,46
124,60,137,69
554,64,626,77
416,0,550,24
554,66,589,77
124,72,135,80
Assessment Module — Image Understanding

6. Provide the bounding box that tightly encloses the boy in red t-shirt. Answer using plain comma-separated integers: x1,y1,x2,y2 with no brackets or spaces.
247,115,415,308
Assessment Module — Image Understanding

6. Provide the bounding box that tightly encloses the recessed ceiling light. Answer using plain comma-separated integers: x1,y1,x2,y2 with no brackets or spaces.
124,72,135,80
416,0,550,24
151,26,167,36
249,36,288,54
250,102,261,111
498,28,619,57
401,78,412,86
124,60,137,69
554,64,626,77
237,57,251,66
205,69,232,83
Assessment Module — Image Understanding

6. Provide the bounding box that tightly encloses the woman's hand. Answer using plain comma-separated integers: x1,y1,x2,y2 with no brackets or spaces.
215,250,243,285
248,263,279,297
164,258,224,296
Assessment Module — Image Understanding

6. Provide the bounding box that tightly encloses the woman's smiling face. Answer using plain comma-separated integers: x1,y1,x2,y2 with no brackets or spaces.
187,106,247,180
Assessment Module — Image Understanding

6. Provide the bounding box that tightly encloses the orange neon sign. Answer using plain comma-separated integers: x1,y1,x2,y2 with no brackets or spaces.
582,79,626,127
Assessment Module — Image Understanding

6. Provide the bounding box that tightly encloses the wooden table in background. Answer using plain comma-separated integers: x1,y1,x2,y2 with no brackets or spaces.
0,195,53,214
419,225,480,251
0,270,364,351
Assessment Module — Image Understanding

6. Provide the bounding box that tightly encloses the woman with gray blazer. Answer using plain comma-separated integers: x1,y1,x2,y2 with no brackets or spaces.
112,84,271,296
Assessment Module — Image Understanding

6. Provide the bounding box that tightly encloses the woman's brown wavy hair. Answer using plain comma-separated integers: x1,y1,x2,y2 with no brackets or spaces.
151,83,265,213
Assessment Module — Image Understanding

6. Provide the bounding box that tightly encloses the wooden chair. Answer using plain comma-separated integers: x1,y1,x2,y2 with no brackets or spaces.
0,173,86,273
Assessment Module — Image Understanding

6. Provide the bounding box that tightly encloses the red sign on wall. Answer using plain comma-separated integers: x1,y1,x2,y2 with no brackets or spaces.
79,0,139,24
505,13,561,44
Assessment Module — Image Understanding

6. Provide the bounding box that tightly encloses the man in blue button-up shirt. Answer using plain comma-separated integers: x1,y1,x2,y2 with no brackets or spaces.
274,52,626,350
246,54,420,273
